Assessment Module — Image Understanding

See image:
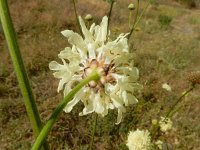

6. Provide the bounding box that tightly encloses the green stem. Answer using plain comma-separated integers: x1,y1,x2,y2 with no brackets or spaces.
128,0,150,40
0,0,49,149
107,0,114,35
127,0,139,40
151,86,195,139
89,113,98,150
133,0,140,28
165,86,194,118
128,11,133,29
31,71,100,150
72,0,83,37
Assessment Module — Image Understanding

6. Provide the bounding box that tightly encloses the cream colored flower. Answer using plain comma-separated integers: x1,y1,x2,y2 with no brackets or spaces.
155,140,163,150
162,83,171,91
159,117,173,132
127,129,151,150
49,16,141,124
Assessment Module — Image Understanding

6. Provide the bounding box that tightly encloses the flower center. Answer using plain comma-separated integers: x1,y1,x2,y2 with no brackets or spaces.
82,58,115,92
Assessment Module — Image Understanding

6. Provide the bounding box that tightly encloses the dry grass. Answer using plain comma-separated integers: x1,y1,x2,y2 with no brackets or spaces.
0,0,200,149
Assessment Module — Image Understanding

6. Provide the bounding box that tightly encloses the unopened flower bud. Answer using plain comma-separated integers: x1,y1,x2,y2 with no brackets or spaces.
134,27,141,31
159,117,173,132
155,140,163,150
85,14,93,21
128,3,135,10
152,119,158,125
187,71,200,85
157,58,164,64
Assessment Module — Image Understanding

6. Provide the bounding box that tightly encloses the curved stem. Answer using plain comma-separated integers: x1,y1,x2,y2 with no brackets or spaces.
89,113,98,150
0,0,49,149
31,71,100,150
72,0,83,37
151,85,195,139
165,86,194,118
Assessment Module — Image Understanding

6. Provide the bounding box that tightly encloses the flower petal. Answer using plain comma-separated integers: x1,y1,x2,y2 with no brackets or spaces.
64,89,85,112
58,47,80,65
94,93,105,115
57,78,68,92
61,30,87,57
95,16,108,44
64,97,80,113
79,16,94,43
87,43,96,59
116,107,126,125
49,61,65,71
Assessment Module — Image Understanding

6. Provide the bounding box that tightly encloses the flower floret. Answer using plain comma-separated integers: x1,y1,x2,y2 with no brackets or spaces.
127,129,152,150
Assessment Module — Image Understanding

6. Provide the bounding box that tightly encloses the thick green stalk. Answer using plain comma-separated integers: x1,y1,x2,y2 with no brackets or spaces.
0,0,49,149
32,71,100,150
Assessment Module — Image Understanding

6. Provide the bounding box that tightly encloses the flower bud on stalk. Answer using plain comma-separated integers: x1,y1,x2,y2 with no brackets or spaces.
85,14,93,21
187,71,200,85
128,3,135,10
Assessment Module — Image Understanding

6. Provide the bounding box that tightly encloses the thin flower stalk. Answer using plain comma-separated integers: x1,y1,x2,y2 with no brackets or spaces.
151,85,195,139
89,113,98,150
165,85,195,118
128,0,151,40
0,0,49,149
129,10,133,29
128,0,139,39
72,0,83,37
107,0,114,35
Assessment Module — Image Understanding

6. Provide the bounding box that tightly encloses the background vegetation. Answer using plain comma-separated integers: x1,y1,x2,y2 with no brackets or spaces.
0,0,200,149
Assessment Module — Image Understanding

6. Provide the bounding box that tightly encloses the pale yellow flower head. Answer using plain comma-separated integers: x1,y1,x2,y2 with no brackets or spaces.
162,83,171,91
159,117,173,132
128,3,135,10
85,14,93,21
49,16,141,124
127,129,151,150
155,140,163,150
